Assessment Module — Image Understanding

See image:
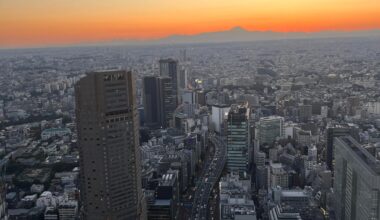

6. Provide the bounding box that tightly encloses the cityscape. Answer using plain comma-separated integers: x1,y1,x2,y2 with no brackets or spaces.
0,37,380,219
1,1,380,220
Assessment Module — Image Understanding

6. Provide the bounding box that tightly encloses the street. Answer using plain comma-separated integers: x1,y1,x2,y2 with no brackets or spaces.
191,135,226,220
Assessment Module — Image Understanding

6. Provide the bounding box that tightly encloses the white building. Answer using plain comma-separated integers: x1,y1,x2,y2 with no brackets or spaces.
272,187,313,219
36,191,62,208
269,163,288,189
211,105,230,133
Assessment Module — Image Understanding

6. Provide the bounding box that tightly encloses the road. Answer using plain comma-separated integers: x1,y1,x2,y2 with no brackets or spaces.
191,135,226,220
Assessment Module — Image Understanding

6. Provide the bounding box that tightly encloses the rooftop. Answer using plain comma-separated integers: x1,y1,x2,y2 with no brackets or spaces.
281,190,308,198
160,172,177,186
336,136,380,175
153,199,171,206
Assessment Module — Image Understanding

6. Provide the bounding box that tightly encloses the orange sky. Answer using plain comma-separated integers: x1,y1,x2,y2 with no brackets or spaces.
1,0,380,48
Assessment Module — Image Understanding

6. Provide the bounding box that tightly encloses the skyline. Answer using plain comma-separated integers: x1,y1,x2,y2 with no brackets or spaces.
1,18,380,219
1,0,380,48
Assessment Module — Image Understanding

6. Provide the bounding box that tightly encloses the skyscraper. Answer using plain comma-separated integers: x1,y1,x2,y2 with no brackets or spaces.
255,116,284,146
143,76,160,128
326,123,359,171
178,68,188,90
211,105,230,134
226,103,251,173
75,70,145,220
142,76,176,128
333,136,380,220
158,76,176,128
159,59,179,107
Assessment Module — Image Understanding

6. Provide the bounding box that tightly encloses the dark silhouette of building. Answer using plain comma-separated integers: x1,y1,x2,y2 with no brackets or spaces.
143,75,176,128
143,76,160,128
159,59,179,107
147,171,179,220
326,124,359,171
75,70,145,220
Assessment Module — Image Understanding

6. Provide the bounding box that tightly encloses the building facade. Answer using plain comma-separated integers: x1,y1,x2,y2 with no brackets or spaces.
256,116,284,146
334,136,380,220
211,105,230,134
219,173,256,220
75,70,145,220
226,103,251,173
158,77,176,128
142,76,176,128
326,123,359,171
159,59,179,107
143,76,161,128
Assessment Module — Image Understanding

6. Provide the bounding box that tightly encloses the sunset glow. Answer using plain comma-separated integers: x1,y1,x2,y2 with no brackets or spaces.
1,0,380,48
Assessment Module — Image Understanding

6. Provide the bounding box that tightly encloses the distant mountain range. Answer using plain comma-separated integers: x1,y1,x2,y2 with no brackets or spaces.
4,27,379,49
95,26,380,46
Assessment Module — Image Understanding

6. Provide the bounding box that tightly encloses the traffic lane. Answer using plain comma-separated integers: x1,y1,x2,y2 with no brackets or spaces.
191,137,226,219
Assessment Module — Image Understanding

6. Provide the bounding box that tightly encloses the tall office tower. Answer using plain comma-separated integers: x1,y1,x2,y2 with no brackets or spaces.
326,123,359,171
159,59,179,107
333,136,380,220
195,90,206,106
180,49,187,62
143,76,160,128
75,70,145,220
211,105,231,134
226,103,251,173
181,89,196,105
178,68,188,90
158,77,176,128
142,75,176,128
255,116,284,146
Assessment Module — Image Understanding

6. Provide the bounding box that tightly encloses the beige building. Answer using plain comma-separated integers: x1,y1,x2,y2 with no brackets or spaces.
75,70,145,220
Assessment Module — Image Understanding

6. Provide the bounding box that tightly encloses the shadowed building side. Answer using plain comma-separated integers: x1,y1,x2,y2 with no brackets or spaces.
334,136,380,220
159,59,179,107
143,76,176,129
143,76,161,128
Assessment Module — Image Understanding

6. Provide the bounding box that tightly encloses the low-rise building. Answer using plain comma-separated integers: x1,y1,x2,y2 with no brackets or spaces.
219,173,256,220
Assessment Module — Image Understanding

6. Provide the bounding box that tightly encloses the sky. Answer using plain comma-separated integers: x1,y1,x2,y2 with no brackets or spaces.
1,0,380,48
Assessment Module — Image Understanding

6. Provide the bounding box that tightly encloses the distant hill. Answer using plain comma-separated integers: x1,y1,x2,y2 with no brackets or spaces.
3,27,380,49
99,27,380,46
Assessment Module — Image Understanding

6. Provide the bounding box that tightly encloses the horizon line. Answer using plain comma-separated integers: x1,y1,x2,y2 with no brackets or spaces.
1,27,380,51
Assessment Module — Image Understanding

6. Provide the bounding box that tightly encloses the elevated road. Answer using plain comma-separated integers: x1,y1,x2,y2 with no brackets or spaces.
191,136,226,220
